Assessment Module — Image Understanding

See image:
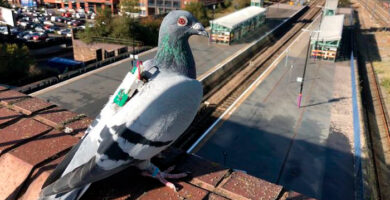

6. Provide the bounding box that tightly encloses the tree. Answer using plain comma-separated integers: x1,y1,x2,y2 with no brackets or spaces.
94,7,113,36
185,2,210,27
0,43,35,84
78,8,113,43
0,0,10,8
338,0,351,7
232,0,250,9
119,0,140,15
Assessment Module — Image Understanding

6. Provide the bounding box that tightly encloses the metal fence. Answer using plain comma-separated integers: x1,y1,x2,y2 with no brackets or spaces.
16,46,152,94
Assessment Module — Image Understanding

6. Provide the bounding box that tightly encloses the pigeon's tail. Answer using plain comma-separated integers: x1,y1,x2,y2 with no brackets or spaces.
38,184,90,200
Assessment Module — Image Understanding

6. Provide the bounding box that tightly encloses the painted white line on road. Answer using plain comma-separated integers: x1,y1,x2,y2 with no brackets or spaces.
31,48,158,97
187,12,322,154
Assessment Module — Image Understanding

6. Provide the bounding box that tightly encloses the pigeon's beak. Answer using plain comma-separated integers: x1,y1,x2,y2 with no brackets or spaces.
191,23,209,38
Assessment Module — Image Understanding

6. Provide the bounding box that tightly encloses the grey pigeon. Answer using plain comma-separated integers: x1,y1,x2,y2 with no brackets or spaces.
39,10,208,200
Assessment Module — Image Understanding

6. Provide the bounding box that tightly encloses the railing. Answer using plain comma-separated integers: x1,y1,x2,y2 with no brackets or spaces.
17,46,153,94
90,36,143,47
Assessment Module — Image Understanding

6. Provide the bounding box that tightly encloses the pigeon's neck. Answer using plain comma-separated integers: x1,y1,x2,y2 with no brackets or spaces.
155,34,196,79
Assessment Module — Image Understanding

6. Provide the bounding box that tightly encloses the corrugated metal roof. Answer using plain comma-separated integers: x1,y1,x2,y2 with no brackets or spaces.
211,6,267,29
313,14,344,41
324,0,338,10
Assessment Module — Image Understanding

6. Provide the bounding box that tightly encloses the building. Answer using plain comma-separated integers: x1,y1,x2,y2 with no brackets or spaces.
210,6,266,44
72,39,128,63
250,0,263,7
138,0,181,16
41,0,119,14
323,0,338,16
138,0,224,16
310,14,345,61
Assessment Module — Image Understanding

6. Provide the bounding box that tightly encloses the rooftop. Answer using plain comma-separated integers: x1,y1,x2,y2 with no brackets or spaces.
211,6,267,29
313,14,345,41
0,86,313,199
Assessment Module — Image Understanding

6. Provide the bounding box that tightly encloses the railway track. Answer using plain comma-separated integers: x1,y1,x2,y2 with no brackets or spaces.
357,0,390,30
173,0,325,151
355,3,390,199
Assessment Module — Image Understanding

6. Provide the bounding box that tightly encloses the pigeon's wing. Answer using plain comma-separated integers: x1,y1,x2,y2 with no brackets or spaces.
41,73,203,197
41,125,136,197
42,137,85,188
107,73,203,160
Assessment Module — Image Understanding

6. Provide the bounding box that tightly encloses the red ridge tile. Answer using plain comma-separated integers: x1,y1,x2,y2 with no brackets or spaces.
34,107,79,128
138,181,208,200
218,172,282,200
0,154,32,200
9,130,78,167
0,118,52,154
208,193,230,200
286,191,317,200
19,155,66,200
66,118,92,137
0,90,28,105
13,98,53,115
0,86,7,91
175,154,229,191
0,107,22,126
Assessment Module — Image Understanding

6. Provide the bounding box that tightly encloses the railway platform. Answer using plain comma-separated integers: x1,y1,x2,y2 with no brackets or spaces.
195,26,359,199
33,4,302,118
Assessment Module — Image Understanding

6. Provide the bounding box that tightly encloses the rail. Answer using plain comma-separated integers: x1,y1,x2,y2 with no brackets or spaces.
358,0,390,30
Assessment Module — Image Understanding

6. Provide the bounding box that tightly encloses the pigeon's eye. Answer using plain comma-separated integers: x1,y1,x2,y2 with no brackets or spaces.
177,16,188,26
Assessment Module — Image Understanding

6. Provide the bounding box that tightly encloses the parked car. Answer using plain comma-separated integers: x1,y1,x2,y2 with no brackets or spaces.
75,13,85,19
23,33,33,41
50,16,57,22
35,26,45,32
62,12,72,18
72,20,83,26
0,26,8,35
32,32,48,41
44,20,54,26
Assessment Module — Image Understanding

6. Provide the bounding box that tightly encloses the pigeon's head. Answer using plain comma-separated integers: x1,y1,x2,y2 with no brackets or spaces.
159,10,209,40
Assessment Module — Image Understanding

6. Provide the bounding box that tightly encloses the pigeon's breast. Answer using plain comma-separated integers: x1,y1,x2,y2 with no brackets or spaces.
105,72,202,159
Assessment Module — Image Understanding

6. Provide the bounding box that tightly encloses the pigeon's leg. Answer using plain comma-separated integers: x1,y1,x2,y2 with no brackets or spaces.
137,160,188,191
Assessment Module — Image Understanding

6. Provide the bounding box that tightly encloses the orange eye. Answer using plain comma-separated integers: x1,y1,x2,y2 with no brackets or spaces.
177,16,188,26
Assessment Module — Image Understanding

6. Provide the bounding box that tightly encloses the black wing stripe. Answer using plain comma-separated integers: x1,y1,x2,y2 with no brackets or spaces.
113,124,172,147
42,137,85,189
41,156,134,197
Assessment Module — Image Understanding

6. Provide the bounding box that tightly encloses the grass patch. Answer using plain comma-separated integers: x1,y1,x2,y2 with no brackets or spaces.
380,78,390,94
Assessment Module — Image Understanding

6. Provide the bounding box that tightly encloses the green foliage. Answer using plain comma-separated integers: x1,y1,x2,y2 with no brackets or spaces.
0,43,35,83
232,0,250,9
185,2,210,27
338,0,351,7
0,0,10,8
223,0,232,8
120,0,140,14
94,8,113,36
381,78,390,93
135,17,162,45
78,10,162,46
78,8,114,43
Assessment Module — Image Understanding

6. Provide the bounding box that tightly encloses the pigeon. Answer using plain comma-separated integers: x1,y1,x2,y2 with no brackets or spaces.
39,10,208,200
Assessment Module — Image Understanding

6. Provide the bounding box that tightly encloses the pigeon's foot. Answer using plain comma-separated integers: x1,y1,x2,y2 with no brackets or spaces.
141,165,188,192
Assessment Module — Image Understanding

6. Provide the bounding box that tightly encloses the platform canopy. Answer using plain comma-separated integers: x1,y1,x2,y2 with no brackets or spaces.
314,14,344,41
211,6,267,29
324,0,339,10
